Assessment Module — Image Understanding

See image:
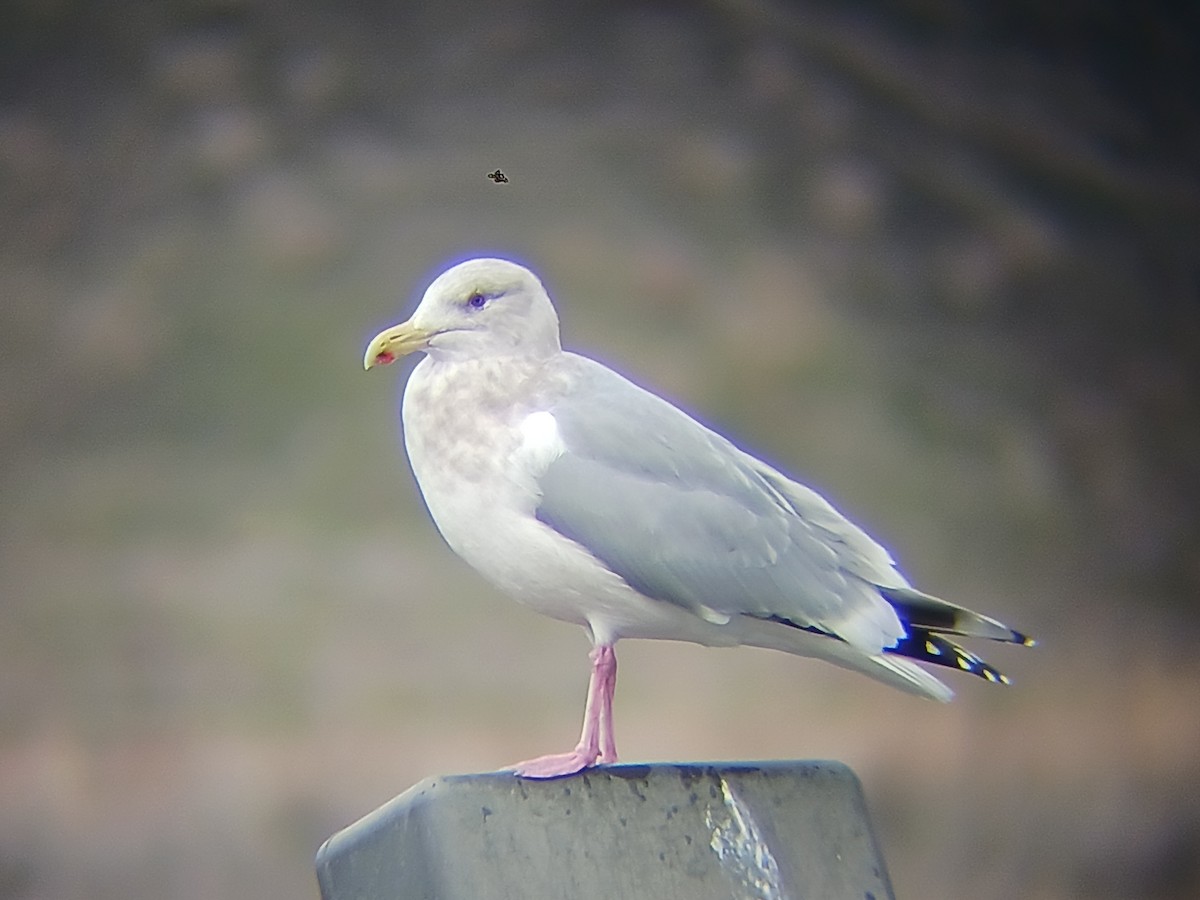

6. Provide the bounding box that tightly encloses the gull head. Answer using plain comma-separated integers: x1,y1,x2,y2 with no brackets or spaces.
364,258,562,369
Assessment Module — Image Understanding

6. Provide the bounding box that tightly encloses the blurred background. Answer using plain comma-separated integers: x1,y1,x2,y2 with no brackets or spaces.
2,1,1198,898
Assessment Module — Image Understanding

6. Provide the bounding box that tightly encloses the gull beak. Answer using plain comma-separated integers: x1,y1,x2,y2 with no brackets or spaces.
364,320,433,370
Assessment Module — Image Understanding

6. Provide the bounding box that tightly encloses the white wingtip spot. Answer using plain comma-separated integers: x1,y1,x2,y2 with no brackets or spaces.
925,640,941,656
957,655,971,671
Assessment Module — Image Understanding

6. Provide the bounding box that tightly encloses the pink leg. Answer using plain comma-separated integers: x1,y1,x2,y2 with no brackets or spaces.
511,645,618,779
597,645,618,763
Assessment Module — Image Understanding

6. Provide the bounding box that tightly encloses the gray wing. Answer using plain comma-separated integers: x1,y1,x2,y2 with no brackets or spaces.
534,356,907,652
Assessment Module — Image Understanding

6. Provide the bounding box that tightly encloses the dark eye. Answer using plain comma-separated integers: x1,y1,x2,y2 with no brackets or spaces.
467,292,487,309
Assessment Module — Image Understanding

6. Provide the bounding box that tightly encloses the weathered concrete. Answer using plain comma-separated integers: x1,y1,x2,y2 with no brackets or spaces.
316,761,894,900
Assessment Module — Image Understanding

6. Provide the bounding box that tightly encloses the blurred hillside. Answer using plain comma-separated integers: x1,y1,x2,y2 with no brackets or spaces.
1,2,1198,899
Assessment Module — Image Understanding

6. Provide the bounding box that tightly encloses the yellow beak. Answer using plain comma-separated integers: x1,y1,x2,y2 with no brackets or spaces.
363,320,433,370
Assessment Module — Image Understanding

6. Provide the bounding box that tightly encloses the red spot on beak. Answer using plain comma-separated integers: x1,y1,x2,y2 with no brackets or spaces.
375,350,396,366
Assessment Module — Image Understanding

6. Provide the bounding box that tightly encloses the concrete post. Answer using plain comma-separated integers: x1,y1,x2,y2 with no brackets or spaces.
316,761,894,900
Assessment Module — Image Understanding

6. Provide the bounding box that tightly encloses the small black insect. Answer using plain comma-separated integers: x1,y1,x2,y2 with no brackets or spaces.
487,169,509,183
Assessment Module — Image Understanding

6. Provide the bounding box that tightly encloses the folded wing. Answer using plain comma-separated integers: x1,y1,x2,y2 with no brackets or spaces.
533,356,908,655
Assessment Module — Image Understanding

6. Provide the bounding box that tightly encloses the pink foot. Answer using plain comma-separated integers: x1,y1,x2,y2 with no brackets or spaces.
510,747,600,779
509,644,619,780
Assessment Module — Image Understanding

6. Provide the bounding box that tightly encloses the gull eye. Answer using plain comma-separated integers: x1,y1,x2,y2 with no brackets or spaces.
467,292,488,310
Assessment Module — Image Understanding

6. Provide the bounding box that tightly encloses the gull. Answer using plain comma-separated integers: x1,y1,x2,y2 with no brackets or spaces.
364,258,1032,779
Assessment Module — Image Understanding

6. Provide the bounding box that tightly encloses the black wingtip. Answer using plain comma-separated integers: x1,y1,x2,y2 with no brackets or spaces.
889,630,1014,685
880,587,1033,646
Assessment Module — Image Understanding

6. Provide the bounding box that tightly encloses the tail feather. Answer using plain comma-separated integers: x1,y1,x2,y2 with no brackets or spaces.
735,615,957,701
743,588,1032,698
865,654,956,702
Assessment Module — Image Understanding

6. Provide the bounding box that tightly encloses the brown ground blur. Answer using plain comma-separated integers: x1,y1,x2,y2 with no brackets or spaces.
2,2,1199,899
